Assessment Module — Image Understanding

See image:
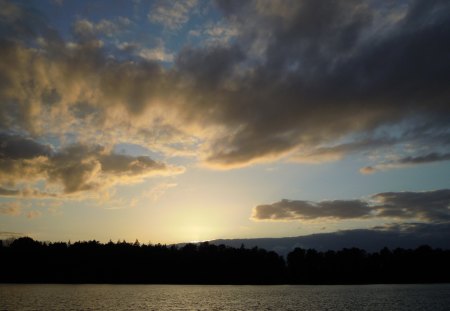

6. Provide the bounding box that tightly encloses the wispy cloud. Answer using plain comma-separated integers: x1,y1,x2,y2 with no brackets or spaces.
26,210,42,219
361,152,450,174
145,182,177,202
0,201,44,219
0,201,23,216
148,0,198,30
189,20,239,46
73,17,132,38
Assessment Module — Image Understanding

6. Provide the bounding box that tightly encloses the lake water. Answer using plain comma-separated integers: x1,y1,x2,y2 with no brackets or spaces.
1,284,449,310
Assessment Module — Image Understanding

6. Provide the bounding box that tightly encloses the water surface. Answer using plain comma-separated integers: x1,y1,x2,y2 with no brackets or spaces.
1,283,449,310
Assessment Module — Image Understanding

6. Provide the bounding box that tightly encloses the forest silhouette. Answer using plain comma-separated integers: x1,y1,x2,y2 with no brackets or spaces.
1,237,449,284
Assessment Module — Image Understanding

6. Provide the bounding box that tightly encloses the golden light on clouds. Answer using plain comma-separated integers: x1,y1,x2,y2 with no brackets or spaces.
0,0,449,246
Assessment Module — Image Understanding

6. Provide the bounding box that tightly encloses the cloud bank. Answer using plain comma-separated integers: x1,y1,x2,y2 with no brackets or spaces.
0,133,182,198
0,0,449,196
252,189,450,222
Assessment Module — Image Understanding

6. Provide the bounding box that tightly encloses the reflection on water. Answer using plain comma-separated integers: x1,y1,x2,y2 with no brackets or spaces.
1,283,449,310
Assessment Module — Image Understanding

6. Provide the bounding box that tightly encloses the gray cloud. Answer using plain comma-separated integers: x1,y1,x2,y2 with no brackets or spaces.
183,0,450,167
292,136,398,163
0,186,57,198
0,187,19,196
0,0,449,171
0,133,52,159
0,133,182,197
252,199,371,221
46,144,181,195
372,189,450,222
361,152,450,174
253,189,450,222
398,153,450,165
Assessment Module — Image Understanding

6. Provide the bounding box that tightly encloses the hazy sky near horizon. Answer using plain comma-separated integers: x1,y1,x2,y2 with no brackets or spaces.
0,0,449,244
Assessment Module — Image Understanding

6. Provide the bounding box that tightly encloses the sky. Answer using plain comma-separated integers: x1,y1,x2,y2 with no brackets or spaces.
0,0,449,245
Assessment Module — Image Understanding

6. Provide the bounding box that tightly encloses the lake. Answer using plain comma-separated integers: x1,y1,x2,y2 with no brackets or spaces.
1,284,449,310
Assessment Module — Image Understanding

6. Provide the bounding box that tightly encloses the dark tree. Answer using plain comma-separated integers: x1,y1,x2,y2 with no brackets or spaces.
1,237,449,284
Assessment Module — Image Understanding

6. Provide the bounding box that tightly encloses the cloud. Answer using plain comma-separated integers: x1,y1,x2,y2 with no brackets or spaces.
359,166,376,175
397,153,450,165
73,17,132,39
0,133,183,197
189,20,239,47
145,182,177,201
0,201,22,216
0,35,182,145
48,145,183,195
371,189,450,222
138,46,174,63
0,0,449,171
177,0,450,168
0,0,22,23
26,210,42,219
0,187,19,196
291,137,396,164
51,0,64,6
252,189,450,222
252,199,371,221
0,186,57,198
0,201,42,219
148,0,198,30
361,152,450,174
116,41,140,53
0,133,53,159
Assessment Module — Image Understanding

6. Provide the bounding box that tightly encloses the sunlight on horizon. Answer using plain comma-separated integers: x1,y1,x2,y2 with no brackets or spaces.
0,0,449,251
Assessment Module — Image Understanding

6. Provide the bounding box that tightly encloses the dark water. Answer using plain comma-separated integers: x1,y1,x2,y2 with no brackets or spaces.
1,284,449,310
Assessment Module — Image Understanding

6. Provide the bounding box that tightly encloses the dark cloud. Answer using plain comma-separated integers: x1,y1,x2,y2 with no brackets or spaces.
398,153,450,165
0,133,181,197
0,133,52,159
372,189,450,222
99,153,165,174
176,44,245,91
252,199,371,221
361,152,450,173
0,187,19,196
253,189,450,222
0,0,449,170
188,0,450,167
46,144,181,194
292,136,398,163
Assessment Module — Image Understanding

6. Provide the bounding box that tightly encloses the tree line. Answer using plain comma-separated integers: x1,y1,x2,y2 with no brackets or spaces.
1,237,449,284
